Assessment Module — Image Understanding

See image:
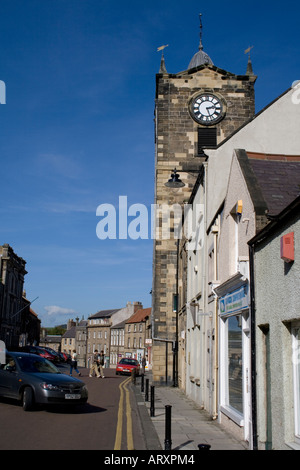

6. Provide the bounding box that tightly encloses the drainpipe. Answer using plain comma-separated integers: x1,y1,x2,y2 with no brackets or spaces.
202,162,208,410
249,244,258,450
212,220,219,420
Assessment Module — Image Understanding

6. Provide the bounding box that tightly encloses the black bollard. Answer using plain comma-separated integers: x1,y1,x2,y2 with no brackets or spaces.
150,385,155,417
164,405,172,451
198,444,211,450
141,374,144,393
145,378,149,401
131,368,136,384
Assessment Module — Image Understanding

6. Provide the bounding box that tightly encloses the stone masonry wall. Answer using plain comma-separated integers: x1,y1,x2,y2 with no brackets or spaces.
152,64,256,384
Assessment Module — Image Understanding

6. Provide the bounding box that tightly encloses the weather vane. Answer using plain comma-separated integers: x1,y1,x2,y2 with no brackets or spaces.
244,45,254,58
157,44,169,52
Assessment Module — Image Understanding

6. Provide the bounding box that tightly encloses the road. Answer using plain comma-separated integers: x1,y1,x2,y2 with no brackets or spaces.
0,365,146,450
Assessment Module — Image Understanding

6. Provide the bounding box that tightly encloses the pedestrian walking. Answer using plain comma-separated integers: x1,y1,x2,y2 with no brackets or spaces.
98,350,105,378
70,350,81,376
141,356,146,375
89,349,101,378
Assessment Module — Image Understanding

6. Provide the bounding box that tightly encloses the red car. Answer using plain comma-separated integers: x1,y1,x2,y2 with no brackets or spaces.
116,358,140,376
21,346,57,362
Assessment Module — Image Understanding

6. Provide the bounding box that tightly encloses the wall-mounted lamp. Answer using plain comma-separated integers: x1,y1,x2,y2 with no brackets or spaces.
164,167,202,189
164,168,185,188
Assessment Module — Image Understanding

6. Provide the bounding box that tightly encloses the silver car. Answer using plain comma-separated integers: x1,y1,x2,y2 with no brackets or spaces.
0,352,88,411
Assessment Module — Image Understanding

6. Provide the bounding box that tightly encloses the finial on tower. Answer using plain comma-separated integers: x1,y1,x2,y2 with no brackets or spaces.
245,46,254,76
199,13,203,51
157,44,169,73
188,14,213,69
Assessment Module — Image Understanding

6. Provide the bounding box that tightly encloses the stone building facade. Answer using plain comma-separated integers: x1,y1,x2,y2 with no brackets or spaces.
0,244,28,348
110,320,126,367
86,302,142,368
152,39,256,384
124,307,151,365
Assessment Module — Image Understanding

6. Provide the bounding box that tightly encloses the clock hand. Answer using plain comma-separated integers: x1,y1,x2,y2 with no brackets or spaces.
206,105,215,116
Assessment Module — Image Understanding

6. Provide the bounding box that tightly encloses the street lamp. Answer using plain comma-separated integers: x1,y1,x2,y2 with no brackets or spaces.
164,168,185,188
164,166,203,189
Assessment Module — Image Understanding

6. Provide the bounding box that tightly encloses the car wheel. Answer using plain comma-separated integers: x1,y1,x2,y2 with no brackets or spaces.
22,387,34,411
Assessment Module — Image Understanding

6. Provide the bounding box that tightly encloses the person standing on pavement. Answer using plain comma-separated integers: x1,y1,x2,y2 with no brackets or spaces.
70,350,81,376
89,349,101,378
98,350,105,378
141,356,146,375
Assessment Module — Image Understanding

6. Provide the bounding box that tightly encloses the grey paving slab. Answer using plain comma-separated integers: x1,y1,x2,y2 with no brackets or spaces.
132,375,249,451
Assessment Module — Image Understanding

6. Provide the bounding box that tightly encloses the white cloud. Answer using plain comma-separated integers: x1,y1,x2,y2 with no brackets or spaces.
44,305,77,317
42,305,78,327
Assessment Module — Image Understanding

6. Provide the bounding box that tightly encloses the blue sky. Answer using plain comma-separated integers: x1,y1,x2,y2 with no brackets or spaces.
0,0,299,327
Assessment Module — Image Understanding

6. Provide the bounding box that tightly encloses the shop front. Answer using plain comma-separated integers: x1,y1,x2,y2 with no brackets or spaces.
216,275,251,445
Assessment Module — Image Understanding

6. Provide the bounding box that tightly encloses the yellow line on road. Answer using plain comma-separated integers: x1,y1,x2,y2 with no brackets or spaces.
114,379,125,450
114,377,134,450
125,379,134,450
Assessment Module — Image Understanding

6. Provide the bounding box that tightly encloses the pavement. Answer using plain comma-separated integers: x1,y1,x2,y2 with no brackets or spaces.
132,373,248,451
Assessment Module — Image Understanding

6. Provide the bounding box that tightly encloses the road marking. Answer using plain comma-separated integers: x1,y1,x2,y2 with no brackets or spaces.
125,379,134,450
114,377,134,450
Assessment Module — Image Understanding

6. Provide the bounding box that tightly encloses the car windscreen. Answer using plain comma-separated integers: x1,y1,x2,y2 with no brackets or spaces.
120,359,137,365
17,356,60,374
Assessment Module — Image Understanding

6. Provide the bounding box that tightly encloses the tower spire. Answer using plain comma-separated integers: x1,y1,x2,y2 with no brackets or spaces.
188,14,213,69
245,46,254,76
157,44,168,73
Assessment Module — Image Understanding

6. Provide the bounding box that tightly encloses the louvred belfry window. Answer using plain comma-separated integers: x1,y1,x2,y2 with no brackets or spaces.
198,127,217,155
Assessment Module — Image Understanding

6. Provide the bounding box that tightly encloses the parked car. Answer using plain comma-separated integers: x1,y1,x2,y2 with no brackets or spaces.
19,346,58,363
116,358,140,376
60,352,72,363
43,347,63,363
0,352,88,411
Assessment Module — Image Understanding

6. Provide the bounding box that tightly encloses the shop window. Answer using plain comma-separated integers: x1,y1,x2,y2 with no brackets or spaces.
228,315,243,414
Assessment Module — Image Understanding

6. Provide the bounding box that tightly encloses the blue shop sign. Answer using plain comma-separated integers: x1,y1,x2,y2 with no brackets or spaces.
219,284,249,316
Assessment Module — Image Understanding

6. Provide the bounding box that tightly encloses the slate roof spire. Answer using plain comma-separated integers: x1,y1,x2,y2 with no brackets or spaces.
159,51,167,73
188,13,213,69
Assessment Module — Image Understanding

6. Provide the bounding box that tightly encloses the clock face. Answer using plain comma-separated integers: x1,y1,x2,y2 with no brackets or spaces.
190,94,224,125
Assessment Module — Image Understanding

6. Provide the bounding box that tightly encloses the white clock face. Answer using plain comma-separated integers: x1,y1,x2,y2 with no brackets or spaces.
191,94,224,125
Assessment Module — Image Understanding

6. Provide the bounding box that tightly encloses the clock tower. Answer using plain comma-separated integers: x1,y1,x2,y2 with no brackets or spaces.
151,18,257,385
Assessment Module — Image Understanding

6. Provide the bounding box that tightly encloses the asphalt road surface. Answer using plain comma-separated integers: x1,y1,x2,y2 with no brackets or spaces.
0,366,146,450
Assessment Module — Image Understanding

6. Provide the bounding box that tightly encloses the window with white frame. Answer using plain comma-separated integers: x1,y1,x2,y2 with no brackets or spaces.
220,312,245,422
227,314,243,414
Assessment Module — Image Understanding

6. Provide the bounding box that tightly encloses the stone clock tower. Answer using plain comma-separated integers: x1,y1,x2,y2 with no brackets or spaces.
151,21,257,385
